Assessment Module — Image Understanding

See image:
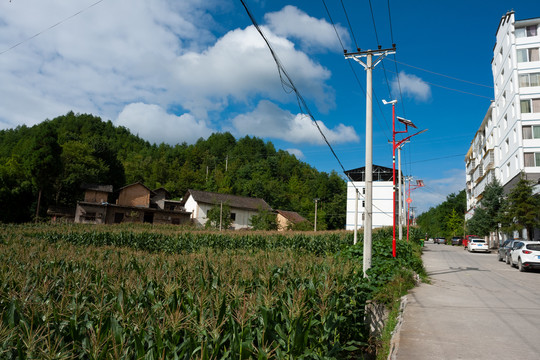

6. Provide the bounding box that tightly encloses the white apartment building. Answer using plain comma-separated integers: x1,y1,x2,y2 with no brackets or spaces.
345,165,399,230
466,11,540,240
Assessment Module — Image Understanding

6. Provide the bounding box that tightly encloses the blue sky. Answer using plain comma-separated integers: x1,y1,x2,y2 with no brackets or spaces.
0,0,539,214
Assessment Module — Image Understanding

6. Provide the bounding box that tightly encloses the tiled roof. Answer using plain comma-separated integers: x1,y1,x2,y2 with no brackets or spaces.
183,189,272,211
276,210,307,224
81,183,113,193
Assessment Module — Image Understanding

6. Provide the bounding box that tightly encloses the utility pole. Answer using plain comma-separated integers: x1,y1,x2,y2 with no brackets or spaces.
354,189,358,245
219,202,223,231
345,45,395,277
314,198,319,232
398,144,405,241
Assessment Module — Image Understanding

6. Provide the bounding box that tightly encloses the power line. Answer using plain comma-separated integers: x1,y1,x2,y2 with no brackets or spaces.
0,0,107,56
383,68,493,99
386,58,494,89
241,0,392,219
239,0,350,180
339,0,359,51
407,153,465,164
321,0,392,141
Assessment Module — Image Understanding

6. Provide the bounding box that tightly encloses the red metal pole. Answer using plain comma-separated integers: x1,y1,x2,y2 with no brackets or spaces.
407,178,410,242
392,103,396,257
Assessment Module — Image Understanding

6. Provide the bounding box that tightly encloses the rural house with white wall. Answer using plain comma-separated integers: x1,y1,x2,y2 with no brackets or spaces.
180,189,273,230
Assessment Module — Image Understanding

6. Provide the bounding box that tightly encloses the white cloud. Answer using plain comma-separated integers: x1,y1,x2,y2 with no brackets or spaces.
392,71,431,102
286,148,305,159
116,103,213,145
414,168,465,214
231,100,359,145
264,5,348,52
171,25,335,117
0,1,337,141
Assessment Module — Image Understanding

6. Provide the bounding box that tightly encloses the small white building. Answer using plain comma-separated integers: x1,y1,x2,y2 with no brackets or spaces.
345,165,401,230
180,189,273,230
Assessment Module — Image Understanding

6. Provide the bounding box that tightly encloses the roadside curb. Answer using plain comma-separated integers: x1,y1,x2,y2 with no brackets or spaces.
387,294,408,360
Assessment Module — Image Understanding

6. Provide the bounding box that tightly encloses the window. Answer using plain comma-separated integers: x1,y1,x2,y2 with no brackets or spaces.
524,152,540,167
517,48,540,62
522,125,540,139
504,114,508,129
519,73,540,87
521,98,540,113
84,212,96,221
230,212,236,221
505,138,509,152
516,25,539,38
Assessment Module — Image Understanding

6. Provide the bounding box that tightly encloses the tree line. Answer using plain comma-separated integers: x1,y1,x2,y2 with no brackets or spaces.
417,178,539,241
466,178,539,241
0,112,346,229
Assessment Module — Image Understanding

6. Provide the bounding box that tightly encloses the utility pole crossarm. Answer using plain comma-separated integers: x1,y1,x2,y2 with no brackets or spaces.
344,46,396,69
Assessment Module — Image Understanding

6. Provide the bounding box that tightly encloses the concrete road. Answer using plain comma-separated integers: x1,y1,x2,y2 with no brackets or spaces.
393,241,540,360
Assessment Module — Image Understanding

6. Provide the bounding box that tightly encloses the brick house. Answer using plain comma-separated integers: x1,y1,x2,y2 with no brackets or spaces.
75,182,191,225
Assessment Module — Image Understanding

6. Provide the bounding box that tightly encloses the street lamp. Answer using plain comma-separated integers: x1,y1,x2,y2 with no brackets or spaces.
383,99,427,257
406,178,425,242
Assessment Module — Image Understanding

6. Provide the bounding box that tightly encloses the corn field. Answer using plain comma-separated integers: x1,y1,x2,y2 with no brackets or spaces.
0,224,423,359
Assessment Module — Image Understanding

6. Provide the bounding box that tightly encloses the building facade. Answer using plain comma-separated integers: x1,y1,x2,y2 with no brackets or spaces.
345,165,400,231
75,182,191,225
181,189,273,230
466,12,540,240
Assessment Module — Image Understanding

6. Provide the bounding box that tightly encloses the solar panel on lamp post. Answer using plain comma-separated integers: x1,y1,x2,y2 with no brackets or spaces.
382,102,427,257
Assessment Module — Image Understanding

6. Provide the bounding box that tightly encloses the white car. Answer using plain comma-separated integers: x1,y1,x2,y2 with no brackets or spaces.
467,238,489,253
509,241,540,272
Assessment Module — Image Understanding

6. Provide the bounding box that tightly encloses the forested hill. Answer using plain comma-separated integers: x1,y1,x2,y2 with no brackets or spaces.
416,190,466,238
0,112,346,228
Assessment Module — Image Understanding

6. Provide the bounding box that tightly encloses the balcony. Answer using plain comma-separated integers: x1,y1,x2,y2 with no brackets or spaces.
483,149,495,172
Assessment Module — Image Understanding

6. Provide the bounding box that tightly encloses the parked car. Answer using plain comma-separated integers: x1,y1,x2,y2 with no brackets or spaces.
451,237,463,246
434,237,446,244
498,239,522,263
463,235,479,248
467,238,489,253
509,241,540,272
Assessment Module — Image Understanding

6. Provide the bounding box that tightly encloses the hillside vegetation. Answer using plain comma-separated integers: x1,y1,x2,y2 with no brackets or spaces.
0,112,345,228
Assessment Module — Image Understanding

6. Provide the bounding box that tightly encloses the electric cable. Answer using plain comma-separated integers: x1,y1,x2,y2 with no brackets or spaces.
240,0,392,218
0,0,107,56
322,0,392,141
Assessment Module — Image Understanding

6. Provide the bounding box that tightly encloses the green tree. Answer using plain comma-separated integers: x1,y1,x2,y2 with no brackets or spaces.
27,123,62,221
417,189,466,238
249,208,278,230
446,208,463,237
54,140,109,205
205,202,232,230
466,207,490,236
500,176,540,240
467,179,503,240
